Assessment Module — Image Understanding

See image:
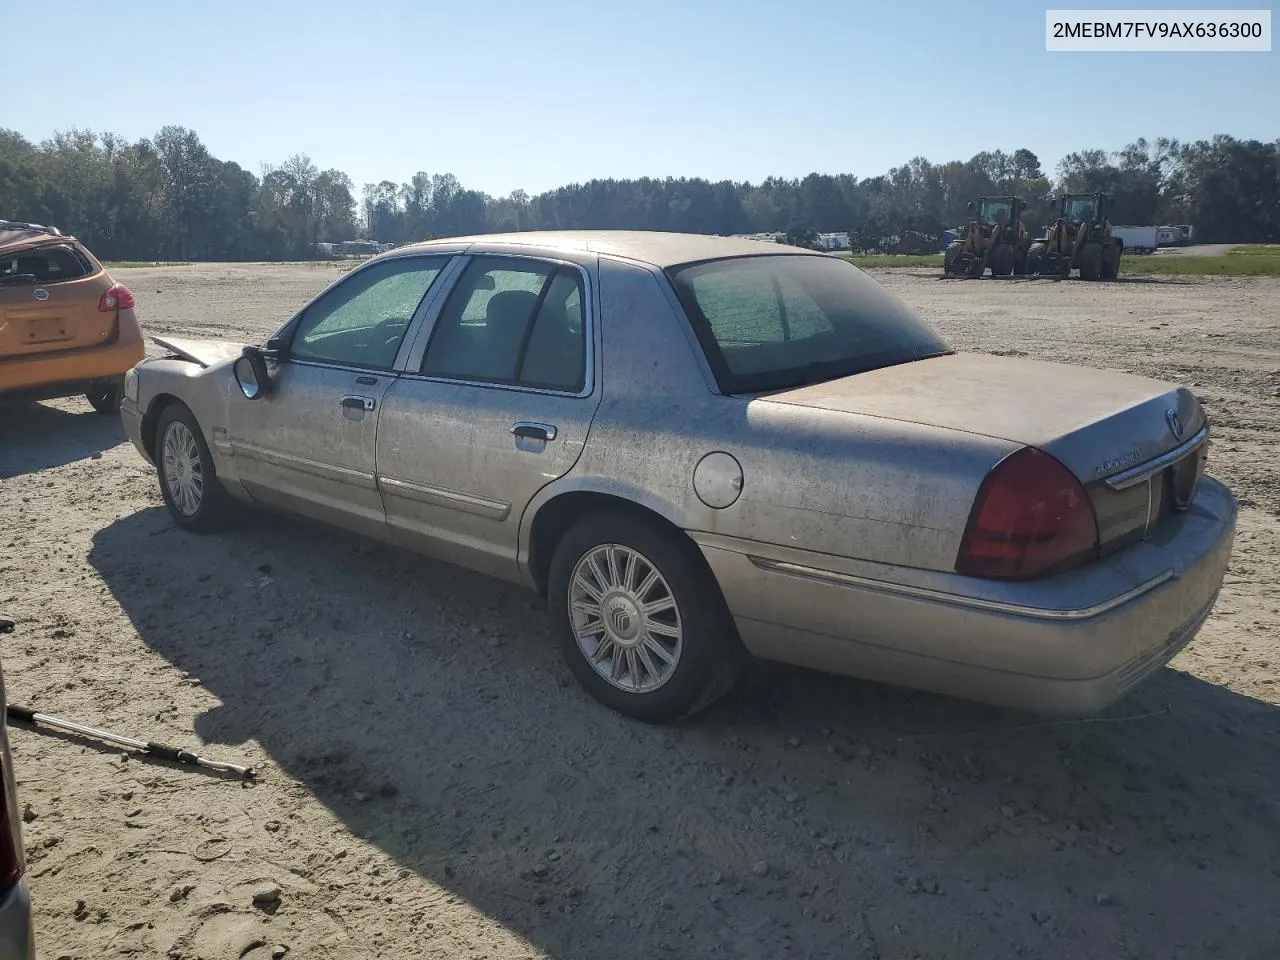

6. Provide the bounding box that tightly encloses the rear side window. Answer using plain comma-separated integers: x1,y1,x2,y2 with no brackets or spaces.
421,256,587,393
0,243,94,285
687,268,833,344
666,254,951,394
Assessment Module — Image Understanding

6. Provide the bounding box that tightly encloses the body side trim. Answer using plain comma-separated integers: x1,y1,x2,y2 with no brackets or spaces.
229,439,377,490
377,475,511,521
747,556,1175,622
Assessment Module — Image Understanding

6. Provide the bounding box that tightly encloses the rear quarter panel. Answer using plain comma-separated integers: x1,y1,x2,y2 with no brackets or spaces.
523,256,1015,574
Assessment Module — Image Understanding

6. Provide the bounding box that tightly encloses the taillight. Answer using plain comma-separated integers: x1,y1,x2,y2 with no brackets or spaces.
98,281,135,312
956,446,1098,580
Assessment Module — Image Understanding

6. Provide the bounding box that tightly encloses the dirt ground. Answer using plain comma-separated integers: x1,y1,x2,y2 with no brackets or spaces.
2,262,1278,960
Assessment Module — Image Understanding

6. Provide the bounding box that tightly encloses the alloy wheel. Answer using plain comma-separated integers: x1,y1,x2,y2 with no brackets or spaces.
161,420,204,516
568,543,684,693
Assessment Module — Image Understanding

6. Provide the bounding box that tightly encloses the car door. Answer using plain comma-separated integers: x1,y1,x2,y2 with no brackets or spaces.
375,253,601,582
228,254,455,539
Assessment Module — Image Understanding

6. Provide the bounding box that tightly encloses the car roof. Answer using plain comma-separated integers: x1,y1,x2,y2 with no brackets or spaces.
0,221,72,259
391,230,823,269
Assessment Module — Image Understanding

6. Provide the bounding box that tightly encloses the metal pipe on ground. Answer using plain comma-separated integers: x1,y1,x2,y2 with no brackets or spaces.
5,705,255,780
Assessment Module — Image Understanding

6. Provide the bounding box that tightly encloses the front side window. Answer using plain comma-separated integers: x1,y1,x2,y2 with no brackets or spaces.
667,254,951,394
290,255,449,369
421,256,587,392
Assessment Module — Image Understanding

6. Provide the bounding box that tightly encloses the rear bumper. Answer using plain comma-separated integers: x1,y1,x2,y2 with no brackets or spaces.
0,878,35,960
0,373,127,404
0,311,144,399
695,475,1237,716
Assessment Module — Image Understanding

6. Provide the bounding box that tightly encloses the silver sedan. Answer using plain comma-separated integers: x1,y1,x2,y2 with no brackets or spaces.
120,231,1236,723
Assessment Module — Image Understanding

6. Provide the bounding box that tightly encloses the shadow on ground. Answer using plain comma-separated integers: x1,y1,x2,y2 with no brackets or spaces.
0,400,124,479
88,506,1280,960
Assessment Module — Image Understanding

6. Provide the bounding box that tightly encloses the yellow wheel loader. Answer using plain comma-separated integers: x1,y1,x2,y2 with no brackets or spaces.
1025,193,1124,280
942,197,1029,278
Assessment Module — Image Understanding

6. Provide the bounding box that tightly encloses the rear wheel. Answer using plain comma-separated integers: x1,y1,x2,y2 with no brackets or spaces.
155,402,237,533
1078,242,1104,281
85,383,122,415
547,511,746,724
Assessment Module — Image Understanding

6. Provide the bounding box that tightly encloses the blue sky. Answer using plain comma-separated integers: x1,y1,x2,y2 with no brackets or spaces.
9,0,1276,196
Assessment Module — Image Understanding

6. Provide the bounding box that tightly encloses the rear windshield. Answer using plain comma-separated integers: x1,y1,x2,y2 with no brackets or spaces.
666,254,951,394
0,243,96,285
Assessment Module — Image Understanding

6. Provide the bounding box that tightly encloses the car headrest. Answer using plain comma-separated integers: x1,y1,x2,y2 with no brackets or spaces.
485,290,539,334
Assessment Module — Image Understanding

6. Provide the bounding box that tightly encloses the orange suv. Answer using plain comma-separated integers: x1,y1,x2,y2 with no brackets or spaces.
0,220,144,415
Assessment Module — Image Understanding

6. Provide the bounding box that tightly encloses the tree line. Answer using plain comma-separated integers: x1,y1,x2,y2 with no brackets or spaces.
1,125,1276,262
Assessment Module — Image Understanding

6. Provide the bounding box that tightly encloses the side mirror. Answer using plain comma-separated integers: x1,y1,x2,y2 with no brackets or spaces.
234,346,272,400
967,201,975,212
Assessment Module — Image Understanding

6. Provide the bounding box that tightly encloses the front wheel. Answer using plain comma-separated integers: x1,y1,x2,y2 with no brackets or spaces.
988,244,1014,276
547,511,746,724
85,382,122,415
942,241,964,275
1025,242,1047,276
1012,247,1029,276
1078,242,1104,281
1100,243,1121,280
155,402,237,533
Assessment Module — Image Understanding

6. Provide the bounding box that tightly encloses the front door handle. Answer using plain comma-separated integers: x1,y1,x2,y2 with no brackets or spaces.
341,395,376,412
511,422,557,442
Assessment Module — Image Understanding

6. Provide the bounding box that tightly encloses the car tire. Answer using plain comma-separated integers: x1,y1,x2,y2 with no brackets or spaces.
547,511,746,724
85,383,122,415
154,402,237,533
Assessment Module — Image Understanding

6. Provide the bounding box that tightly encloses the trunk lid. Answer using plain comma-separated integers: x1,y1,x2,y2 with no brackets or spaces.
761,352,1208,554
0,243,114,359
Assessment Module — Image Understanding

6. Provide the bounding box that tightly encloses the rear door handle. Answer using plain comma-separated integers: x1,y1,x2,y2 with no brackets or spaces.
511,422,557,442
341,395,376,412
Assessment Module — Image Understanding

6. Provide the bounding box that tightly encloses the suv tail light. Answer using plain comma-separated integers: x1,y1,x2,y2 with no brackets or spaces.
98,282,135,312
956,446,1099,580
0,677,24,893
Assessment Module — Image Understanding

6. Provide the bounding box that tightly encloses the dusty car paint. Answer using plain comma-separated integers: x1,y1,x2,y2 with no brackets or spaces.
120,231,1236,717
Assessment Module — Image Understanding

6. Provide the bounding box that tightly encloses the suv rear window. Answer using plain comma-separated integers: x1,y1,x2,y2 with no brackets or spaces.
0,243,96,285
666,254,951,394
